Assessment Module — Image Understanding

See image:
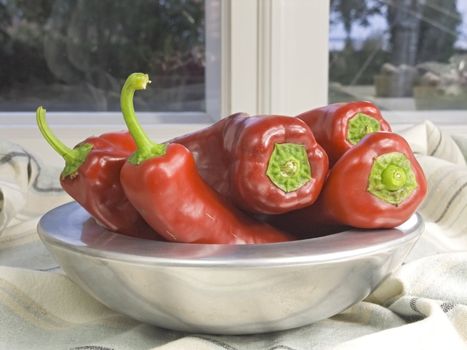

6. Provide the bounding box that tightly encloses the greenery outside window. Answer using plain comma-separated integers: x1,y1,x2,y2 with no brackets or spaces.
0,0,215,120
329,0,467,113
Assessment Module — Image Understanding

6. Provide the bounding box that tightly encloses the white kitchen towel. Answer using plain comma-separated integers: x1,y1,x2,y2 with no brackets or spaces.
1,122,467,350
0,140,70,270
0,140,68,220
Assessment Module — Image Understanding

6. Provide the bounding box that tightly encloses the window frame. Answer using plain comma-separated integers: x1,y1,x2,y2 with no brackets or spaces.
0,0,465,128
0,0,331,127
221,0,330,117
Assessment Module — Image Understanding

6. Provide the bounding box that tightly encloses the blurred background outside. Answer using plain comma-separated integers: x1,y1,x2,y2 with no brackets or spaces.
0,0,205,112
329,0,467,111
0,0,466,114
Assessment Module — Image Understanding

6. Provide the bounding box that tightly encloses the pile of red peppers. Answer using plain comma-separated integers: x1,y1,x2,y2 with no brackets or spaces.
36,72,427,244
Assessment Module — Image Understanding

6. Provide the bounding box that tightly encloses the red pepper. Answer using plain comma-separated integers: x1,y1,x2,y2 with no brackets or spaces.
36,107,159,240
170,113,329,214
297,101,392,166
269,132,427,236
119,73,291,244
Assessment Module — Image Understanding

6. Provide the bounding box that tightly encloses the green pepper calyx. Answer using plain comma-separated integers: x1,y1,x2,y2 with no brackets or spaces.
367,152,417,205
347,113,381,145
121,73,167,165
266,143,312,192
36,106,93,179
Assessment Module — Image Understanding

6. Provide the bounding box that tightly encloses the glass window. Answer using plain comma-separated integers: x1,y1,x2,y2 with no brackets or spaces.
329,0,467,111
0,0,207,112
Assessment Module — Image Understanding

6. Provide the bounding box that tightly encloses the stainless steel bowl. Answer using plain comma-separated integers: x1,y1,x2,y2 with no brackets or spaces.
37,201,424,335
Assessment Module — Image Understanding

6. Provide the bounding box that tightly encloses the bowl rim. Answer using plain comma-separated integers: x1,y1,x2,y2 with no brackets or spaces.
37,201,424,268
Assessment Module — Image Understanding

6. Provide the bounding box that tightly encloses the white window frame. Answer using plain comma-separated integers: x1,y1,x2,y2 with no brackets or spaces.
220,0,329,117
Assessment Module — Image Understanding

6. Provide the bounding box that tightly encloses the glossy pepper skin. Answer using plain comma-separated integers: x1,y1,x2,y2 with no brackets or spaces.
269,132,427,236
35,107,158,240
171,113,329,214
297,101,392,166
120,73,291,244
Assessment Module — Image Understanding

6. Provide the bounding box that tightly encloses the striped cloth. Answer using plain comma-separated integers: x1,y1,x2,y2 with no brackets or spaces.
1,122,467,350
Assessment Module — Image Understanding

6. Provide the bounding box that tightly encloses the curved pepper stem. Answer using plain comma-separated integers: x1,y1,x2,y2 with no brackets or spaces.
367,152,418,205
36,106,92,179
266,143,312,192
121,73,166,165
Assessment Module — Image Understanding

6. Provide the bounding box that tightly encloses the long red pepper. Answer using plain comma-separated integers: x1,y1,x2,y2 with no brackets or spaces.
119,73,291,244
170,113,329,214
269,132,427,236
297,101,392,166
36,108,158,239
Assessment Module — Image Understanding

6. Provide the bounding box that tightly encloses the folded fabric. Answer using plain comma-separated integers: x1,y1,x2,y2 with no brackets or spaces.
0,140,68,230
401,121,467,259
0,140,70,270
1,122,467,350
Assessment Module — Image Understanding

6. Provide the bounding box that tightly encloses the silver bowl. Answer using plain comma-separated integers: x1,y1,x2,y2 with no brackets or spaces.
37,201,424,335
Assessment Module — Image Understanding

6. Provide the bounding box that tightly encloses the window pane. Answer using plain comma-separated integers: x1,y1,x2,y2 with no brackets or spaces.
329,0,467,111
0,0,205,112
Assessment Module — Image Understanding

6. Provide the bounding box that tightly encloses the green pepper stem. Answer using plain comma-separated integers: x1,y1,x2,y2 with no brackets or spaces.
36,106,76,163
381,164,407,191
120,73,166,164
266,143,312,192
367,152,417,206
347,113,381,145
36,106,93,178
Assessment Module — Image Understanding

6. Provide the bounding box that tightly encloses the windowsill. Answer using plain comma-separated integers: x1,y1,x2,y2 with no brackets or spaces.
382,111,467,126
1,110,466,167
1,120,210,167
0,111,214,126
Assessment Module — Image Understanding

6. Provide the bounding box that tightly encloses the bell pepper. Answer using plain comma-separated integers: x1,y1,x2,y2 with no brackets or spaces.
36,107,159,240
269,132,427,236
119,73,291,244
297,101,392,166
170,113,329,214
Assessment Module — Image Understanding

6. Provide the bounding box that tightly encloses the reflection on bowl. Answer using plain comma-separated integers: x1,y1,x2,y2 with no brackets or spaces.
37,201,424,335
